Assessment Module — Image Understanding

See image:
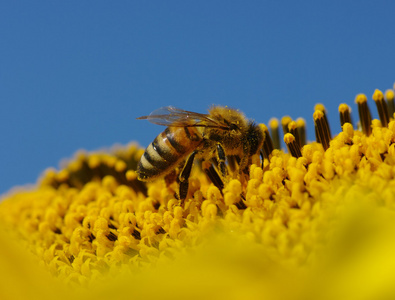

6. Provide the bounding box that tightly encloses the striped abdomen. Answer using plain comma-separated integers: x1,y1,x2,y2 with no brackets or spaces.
137,127,202,181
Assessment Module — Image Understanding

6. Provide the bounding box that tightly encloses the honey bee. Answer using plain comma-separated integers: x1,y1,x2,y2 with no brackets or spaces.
136,106,264,200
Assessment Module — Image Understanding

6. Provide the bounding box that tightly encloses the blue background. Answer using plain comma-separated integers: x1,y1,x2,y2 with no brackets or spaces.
1,1,394,195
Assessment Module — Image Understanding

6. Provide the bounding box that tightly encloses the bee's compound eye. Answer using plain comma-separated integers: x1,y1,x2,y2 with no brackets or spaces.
229,123,239,131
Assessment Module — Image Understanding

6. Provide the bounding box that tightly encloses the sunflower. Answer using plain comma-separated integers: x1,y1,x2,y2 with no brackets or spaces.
1,85,395,300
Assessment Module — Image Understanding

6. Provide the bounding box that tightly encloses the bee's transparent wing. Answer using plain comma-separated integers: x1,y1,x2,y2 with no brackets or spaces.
137,106,226,128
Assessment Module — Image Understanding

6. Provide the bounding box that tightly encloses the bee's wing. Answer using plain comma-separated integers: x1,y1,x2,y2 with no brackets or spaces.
137,106,227,128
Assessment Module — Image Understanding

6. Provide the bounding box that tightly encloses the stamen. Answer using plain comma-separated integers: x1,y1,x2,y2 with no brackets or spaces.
313,110,331,150
260,124,274,159
296,118,307,147
385,89,395,120
269,118,281,150
314,104,332,138
284,133,302,158
281,116,292,136
338,103,353,127
288,121,301,148
355,93,372,136
372,89,389,127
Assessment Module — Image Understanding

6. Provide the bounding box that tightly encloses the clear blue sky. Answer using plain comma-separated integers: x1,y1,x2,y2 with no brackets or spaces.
1,1,394,195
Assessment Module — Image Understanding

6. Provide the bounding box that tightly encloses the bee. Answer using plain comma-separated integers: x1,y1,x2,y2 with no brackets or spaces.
136,106,264,200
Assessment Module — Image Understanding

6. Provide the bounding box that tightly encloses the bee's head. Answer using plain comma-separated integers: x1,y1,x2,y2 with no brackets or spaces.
209,106,248,132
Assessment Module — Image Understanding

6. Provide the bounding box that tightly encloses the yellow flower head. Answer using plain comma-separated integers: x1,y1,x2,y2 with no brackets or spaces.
2,84,395,299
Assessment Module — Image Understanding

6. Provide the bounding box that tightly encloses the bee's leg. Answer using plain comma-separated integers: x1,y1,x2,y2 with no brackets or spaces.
202,161,224,193
203,161,246,209
216,143,227,178
178,151,196,200
227,155,238,173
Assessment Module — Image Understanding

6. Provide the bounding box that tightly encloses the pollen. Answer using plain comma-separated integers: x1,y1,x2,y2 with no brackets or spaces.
2,84,395,299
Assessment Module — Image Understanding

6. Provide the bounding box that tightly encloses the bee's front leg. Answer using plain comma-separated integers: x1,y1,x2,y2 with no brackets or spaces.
202,161,224,193
178,151,197,201
202,160,246,210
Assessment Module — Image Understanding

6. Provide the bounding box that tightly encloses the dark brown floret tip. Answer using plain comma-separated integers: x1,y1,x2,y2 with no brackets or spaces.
269,118,281,150
372,89,390,128
313,109,331,150
355,93,372,136
338,104,353,127
284,133,302,158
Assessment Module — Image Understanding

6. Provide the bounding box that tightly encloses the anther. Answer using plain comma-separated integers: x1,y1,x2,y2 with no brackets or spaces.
288,121,301,148
313,110,331,150
372,89,389,128
338,103,353,128
385,89,395,120
296,118,307,147
284,133,302,158
281,116,292,136
314,104,332,138
355,93,372,136
269,118,281,150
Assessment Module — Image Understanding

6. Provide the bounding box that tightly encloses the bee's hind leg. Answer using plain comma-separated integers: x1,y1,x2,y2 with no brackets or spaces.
178,151,197,200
